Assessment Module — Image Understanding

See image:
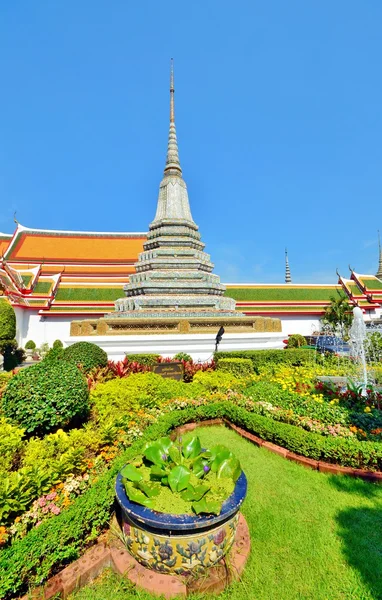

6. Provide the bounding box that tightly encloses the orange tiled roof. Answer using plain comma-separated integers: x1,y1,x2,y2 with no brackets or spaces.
5,225,146,263
0,234,12,257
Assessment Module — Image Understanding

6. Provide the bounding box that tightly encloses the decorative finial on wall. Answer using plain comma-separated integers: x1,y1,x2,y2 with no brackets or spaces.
376,230,382,280
285,248,292,283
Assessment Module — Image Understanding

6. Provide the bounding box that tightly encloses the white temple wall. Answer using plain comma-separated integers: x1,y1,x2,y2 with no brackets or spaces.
17,311,84,348
14,306,26,346
14,309,382,351
279,316,321,337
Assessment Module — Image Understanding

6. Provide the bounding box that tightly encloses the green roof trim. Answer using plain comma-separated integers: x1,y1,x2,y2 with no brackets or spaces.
225,287,344,302
55,287,122,301
358,277,382,291
21,274,33,287
49,306,107,312
33,281,52,294
237,305,326,313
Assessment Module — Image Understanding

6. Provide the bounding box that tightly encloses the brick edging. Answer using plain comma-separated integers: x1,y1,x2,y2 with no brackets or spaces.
174,419,382,482
19,513,250,599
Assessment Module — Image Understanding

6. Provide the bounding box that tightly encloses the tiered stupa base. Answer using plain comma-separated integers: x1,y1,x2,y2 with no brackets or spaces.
70,313,281,337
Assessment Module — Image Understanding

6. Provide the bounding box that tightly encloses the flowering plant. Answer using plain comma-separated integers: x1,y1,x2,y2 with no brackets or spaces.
120,435,241,516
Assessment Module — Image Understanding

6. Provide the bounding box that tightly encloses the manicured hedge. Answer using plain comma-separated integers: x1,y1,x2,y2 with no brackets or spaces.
2,361,90,435
216,357,254,377
215,349,315,373
125,353,160,366
0,300,16,341
63,342,108,373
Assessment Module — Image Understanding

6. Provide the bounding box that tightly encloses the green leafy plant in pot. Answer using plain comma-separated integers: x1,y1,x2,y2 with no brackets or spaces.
121,435,241,515
115,434,247,574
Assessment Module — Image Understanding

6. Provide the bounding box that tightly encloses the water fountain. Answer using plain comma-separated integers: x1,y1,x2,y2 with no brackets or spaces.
315,306,381,394
349,306,368,395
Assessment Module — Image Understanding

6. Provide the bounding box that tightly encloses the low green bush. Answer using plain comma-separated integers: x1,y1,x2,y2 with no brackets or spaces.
42,346,65,364
215,348,315,373
193,369,252,391
2,401,382,599
216,357,254,377
0,417,24,473
0,339,25,371
25,340,36,350
286,334,307,348
0,372,12,397
125,353,160,366
173,352,192,362
2,361,90,435
91,372,202,422
63,342,108,373
0,300,16,341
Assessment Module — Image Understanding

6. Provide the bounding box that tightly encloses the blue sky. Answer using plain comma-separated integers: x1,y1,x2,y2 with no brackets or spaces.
1,1,381,283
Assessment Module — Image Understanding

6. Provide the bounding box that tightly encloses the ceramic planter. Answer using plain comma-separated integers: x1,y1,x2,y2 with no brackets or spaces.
115,470,247,575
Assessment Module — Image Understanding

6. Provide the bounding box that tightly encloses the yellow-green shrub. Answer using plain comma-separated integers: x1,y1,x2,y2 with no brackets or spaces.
0,417,24,472
216,357,254,377
90,372,202,421
193,370,252,392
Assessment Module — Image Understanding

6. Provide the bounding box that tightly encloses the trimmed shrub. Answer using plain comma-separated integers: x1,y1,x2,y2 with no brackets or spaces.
25,340,36,350
215,349,315,373
63,342,108,373
0,299,16,340
53,339,63,349
193,370,250,392
2,361,89,435
173,352,192,362
91,372,202,422
0,417,24,472
286,334,307,348
125,353,160,366
216,357,254,377
0,339,25,371
0,371,12,398
42,346,65,364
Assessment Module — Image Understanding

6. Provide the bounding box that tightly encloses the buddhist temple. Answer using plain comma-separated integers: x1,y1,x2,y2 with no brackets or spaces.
0,63,381,350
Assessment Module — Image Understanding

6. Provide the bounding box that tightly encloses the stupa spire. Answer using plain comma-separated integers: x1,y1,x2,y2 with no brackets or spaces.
285,248,292,283
376,230,382,280
164,59,182,177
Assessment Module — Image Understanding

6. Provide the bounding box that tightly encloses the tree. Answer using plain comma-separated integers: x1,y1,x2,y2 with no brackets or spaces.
323,295,353,339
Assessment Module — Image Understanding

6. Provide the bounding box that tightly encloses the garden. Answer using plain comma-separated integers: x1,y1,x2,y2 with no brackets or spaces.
1,299,382,597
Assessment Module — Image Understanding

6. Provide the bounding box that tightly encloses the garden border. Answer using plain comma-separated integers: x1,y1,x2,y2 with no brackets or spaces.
18,514,250,599
3,403,382,600
173,419,382,482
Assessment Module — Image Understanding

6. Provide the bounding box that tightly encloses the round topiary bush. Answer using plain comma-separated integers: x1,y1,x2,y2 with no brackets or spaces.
2,361,89,435
173,352,192,362
53,339,63,349
0,299,16,340
286,334,307,348
25,340,36,350
63,341,108,373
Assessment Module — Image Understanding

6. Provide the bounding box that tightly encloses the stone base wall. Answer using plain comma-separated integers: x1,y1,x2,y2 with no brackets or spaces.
70,315,281,337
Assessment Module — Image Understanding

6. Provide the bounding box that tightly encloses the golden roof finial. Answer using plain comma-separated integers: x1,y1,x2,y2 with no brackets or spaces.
376,230,382,279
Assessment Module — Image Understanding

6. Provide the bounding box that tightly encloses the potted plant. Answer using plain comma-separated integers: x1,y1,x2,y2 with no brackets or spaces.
24,340,36,360
115,434,247,575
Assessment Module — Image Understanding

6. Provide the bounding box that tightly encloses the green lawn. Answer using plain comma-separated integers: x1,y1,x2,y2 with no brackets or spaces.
69,426,382,600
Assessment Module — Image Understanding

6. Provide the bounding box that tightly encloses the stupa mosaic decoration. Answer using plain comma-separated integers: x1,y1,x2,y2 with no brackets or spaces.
115,62,236,319
71,63,281,336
